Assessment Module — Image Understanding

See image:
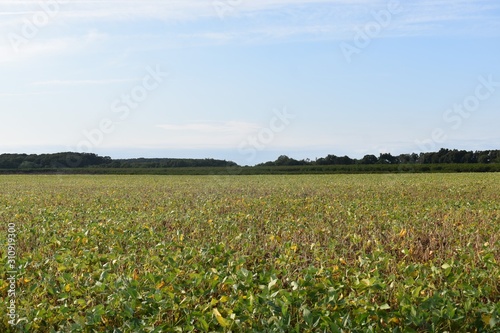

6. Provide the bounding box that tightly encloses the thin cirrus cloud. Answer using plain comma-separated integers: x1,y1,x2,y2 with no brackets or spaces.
0,0,498,66
0,91,63,97
1,1,499,39
0,30,108,63
0,38,71,63
157,121,261,134
149,121,263,149
31,78,141,86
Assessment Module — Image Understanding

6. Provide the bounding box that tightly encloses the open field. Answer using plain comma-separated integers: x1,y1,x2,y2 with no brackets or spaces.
1,174,499,332
1,163,500,175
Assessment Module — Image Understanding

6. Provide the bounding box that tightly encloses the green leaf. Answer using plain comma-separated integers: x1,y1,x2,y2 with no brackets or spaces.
268,278,278,289
379,304,390,310
197,318,209,331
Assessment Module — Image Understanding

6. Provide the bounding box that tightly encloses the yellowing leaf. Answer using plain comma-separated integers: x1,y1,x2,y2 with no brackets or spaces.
156,281,165,289
57,265,68,272
213,308,230,327
219,296,229,303
64,284,71,292
361,278,372,287
482,314,491,325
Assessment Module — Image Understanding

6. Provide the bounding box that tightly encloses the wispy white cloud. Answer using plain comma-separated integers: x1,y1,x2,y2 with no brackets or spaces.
166,0,500,46
157,121,260,133
146,121,263,149
1,0,498,36
31,78,140,86
0,30,107,63
0,38,70,63
0,91,62,97
0,11,35,16
0,0,498,58
0,0,374,21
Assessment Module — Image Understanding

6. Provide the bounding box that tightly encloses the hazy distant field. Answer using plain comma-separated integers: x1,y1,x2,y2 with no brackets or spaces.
1,174,499,332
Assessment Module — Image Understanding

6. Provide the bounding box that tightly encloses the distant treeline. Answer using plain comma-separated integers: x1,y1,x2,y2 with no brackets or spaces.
259,149,500,166
0,149,499,174
0,152,111,169
0,152,237,170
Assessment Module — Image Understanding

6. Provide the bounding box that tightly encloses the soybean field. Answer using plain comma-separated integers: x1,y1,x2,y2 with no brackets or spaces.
0,174,499,332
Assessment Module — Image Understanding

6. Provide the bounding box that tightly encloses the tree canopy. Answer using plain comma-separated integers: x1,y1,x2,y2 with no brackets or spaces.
257,149,500,167
0,149,499,171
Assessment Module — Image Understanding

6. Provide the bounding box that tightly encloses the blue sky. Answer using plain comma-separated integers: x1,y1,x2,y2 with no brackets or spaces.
1,0,499,165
